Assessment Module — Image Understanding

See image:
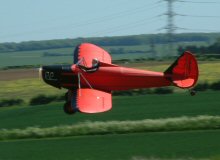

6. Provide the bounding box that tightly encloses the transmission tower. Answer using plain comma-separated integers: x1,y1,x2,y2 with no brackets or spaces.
164,0,177,56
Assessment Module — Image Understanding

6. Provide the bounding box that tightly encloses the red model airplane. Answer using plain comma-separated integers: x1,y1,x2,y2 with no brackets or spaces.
40,43,199,114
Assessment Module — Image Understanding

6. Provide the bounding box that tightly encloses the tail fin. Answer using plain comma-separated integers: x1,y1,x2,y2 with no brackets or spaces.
164,51,199,89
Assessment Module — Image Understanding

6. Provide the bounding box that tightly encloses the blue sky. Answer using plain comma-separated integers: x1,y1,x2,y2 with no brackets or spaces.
0,0,220,43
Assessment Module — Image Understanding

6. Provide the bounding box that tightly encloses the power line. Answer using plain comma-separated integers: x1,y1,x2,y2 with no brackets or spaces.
178,27,219,32
92,16,162,37
1,1,220,42
178,0,220,4
160,0,220,56
0,2,163,39
178,14,220,18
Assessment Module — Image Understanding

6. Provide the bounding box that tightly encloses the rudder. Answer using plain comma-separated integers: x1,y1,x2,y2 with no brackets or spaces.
164,51,199,89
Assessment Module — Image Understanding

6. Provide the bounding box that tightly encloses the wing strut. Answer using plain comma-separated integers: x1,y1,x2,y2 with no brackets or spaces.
76,58,93,89
78,72,93,89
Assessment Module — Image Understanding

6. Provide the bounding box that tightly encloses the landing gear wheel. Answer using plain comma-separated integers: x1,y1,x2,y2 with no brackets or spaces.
189,89,196,96
63,102,76,115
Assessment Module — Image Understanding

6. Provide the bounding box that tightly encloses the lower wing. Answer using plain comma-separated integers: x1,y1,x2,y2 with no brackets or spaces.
70,88,112,113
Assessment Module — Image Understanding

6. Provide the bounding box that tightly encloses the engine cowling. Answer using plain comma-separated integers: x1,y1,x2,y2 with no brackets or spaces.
40,65,78,89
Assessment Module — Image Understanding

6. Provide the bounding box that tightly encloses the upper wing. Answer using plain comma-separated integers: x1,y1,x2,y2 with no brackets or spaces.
71,88,112,113
74,43,112,68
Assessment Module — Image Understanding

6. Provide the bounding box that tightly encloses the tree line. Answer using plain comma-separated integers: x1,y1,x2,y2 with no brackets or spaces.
178,37,220,55
0,33,219,53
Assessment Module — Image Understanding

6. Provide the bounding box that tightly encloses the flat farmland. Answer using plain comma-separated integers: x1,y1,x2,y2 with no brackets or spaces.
0,58,220,160
0,91,220,160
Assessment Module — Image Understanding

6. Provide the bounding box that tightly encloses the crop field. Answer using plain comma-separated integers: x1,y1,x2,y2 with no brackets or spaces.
0,91,220,129
0,49,73,68
1,130,220,160
0,46,138,68
0,91,220,160
136,61,220,83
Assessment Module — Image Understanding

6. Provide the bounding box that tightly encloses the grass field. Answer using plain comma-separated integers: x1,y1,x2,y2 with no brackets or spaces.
0,46,136,68
0,78,64,102
0,91,220,129
0,131,220,160
0,91,220,160
0,47,73,68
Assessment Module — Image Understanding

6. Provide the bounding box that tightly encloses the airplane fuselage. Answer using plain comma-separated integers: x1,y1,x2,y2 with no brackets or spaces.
42,64,171,91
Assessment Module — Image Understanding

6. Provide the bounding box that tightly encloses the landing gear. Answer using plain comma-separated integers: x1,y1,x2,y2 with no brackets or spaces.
63,102,76,115
189,89,196,96
63,91,78,115
65,92,69,101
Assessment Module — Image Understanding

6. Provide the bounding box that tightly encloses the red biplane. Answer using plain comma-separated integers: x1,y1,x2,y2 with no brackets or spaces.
40,43,199,114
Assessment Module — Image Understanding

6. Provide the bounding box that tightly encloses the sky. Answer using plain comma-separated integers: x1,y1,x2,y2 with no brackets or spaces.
0,0,220,43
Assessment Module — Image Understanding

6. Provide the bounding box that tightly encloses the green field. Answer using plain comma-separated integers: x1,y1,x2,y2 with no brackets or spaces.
0,91,220,160
0,131,220,160
0,46,148,68
0,48,73,68
0,91,220,129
